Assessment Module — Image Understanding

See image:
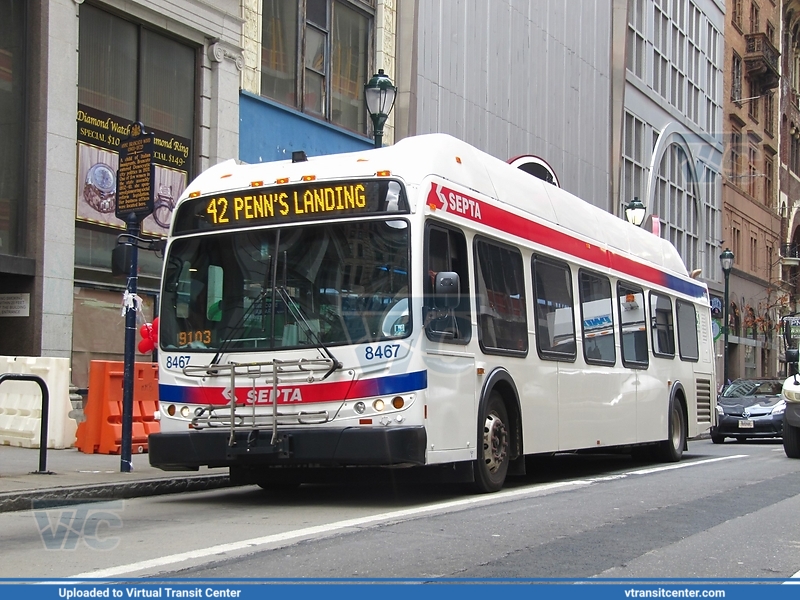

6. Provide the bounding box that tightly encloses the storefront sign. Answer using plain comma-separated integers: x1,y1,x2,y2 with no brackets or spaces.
75,104,191,236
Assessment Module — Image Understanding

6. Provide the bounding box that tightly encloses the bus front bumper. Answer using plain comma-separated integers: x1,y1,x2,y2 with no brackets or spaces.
148,426,427,471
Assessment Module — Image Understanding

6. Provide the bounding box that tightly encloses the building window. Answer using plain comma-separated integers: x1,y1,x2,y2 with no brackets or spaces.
622,111,647,216
732,0,743,30
732,224,742,263
627,0,646,79
747,78,759,121
77,4,195,274
0,0,25,256
750,235,758,271
766,20,775,44
765,155,774,205
261,0,372,135
764,91,775,135
731,52,742,101
748,144,758,198
730,130,742,181
654,144,699,271
749,2,760,34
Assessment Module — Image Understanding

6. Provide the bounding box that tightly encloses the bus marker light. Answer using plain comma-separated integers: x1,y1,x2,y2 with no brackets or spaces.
376,170,391,177
302,175,316,181
373,399,385,411
276,177,289,184
220,174,232,179
455,156,462,164
250,181,263,187
391,396,404,409
167,405,176,417
359,418,372,425
354,401,366,414
476,367,485,375
188,191,201,198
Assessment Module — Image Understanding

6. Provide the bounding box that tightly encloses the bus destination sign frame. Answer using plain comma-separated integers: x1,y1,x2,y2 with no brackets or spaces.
172,179,409,235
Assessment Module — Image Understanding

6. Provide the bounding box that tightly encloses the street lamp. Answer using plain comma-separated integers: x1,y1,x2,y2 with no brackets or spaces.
364,69,396,148
720,248,735,386
625,197,646,227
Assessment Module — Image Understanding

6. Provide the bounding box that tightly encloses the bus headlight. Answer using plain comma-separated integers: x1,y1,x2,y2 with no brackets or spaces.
354,401,366,414
180,406,191,418
373,399,385,411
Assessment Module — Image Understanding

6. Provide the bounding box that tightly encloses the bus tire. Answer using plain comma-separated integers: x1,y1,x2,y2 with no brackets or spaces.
784,420,800,458
473,391,510,493
655,398,685,462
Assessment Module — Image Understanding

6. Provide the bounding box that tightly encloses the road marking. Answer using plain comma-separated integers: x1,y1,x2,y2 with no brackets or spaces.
69,454,748,579
624,454,748,476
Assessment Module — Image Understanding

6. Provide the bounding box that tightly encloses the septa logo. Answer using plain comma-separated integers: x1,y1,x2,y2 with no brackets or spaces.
427,183,447,211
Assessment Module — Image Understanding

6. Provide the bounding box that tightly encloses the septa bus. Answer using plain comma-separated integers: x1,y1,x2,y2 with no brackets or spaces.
148,133,716,492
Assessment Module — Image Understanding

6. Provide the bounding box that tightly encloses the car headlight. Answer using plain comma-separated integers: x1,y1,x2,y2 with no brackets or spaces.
716,404,724,416
771,400,786,416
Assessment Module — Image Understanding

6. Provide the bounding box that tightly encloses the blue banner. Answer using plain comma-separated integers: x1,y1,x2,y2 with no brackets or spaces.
0,581,798,600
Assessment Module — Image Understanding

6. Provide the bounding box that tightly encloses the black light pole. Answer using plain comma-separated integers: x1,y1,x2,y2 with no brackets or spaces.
720,248,735,386
364,69,397,148
121,213,141,473
624,197,646,227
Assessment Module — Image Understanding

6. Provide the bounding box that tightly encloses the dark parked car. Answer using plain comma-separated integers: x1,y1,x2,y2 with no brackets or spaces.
711,378,786,443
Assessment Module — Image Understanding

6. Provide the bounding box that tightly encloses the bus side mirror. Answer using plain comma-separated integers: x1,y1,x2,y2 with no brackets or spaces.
787,348,799,377
434,271,460,310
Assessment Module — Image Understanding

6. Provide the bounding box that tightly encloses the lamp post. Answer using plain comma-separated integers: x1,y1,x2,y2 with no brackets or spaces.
720,248,735,386
625,197,646,226
364,69,396,148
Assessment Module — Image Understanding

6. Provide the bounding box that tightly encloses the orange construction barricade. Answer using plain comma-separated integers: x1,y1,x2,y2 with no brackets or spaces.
75,361,160,454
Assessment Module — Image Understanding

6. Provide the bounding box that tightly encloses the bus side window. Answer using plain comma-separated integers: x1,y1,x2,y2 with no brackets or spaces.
618,282,648,368
676,300,699,361
424,223,471,343
474,238,527,355
650,292,675,357
532,256,576,361
578,270,615,365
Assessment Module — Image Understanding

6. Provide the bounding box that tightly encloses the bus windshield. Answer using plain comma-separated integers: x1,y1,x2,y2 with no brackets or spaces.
160,219,410,352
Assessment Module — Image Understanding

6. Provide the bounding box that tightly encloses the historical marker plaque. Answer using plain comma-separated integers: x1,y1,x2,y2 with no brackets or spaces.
115,122,155,220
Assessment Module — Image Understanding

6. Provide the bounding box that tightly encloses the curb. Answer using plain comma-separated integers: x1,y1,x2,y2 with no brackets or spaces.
0,474,236,513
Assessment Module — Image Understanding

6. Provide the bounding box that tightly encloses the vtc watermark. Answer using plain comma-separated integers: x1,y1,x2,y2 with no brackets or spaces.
32,499,124,550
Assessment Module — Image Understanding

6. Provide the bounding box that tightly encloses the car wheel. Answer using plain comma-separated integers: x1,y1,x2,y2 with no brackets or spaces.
711,434,725,444
655,399,685,462
784,419,800,459
473,391,510,493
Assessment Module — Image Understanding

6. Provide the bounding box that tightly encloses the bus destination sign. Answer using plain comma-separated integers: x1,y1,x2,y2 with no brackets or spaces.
172,180,409,234
115,122,155,220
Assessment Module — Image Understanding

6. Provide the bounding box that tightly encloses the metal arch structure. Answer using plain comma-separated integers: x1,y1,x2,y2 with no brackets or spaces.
507,155,561,188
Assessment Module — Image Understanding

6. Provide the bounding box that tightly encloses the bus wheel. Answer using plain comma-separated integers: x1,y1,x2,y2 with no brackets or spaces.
473,392,510,493
784,420,800,458
655,399,685,462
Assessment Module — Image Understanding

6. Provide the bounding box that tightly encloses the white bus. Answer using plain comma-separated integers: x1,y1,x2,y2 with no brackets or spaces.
149,134,716,492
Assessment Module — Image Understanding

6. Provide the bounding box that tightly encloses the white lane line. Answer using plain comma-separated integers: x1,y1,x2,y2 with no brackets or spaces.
624,455,748,476
71,454,748,579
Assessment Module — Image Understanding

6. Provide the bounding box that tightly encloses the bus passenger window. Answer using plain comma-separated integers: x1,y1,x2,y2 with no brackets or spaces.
424,224,471,343
676,300,699,361
579,271,615,365
532,256,576,361
474,239,527,355
618,282,648,367
650,293,675,357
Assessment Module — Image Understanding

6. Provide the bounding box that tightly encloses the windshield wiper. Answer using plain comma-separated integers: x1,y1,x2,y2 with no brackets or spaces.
277,286,342,379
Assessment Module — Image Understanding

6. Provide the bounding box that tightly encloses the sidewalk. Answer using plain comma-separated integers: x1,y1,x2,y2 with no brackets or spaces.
0,445,233,513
